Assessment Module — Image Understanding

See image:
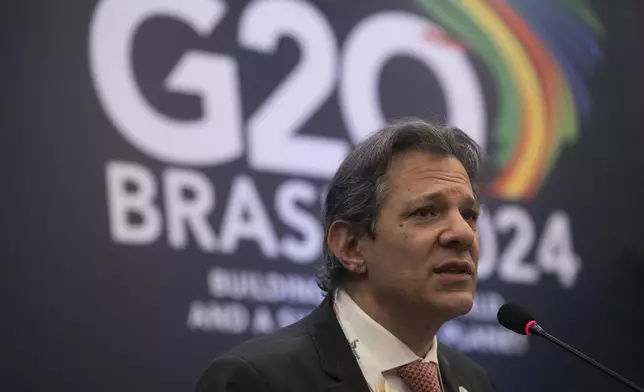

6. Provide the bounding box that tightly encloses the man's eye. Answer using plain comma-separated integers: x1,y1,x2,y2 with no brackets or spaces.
411,207,436,218
462,209,480,222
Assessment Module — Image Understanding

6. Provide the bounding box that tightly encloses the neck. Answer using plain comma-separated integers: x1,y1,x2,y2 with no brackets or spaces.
343,282,442,358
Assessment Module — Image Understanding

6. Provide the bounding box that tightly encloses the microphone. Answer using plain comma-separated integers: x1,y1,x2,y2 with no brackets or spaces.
497,303,644,392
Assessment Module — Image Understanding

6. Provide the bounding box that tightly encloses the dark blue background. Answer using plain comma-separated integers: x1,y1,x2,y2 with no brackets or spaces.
3,1,644,391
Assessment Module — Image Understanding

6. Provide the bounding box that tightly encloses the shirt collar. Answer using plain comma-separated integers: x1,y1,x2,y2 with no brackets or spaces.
334,288,439,373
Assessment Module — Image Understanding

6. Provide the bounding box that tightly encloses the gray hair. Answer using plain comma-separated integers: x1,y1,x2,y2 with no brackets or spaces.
316,118,485,293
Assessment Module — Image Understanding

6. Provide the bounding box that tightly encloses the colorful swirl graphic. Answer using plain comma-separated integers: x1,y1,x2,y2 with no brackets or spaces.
419,0,603,199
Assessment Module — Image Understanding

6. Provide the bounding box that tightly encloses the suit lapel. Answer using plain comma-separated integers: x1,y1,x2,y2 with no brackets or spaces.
307,296,371,392
438,345,461,392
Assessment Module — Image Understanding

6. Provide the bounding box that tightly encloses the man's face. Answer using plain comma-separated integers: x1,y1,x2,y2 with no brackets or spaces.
360,151,480,318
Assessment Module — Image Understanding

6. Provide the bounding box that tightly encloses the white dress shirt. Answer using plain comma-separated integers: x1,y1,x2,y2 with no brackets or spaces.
333,289,444,392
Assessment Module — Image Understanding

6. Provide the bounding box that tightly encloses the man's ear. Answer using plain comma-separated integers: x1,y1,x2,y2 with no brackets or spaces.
326,220,368,275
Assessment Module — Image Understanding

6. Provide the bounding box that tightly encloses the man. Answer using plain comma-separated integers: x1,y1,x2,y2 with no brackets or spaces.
196,119,496,392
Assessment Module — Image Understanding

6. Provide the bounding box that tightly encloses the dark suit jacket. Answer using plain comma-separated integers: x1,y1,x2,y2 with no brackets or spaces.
196,296,496,392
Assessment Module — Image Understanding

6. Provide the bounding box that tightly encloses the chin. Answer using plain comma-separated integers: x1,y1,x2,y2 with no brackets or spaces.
431,291,474,317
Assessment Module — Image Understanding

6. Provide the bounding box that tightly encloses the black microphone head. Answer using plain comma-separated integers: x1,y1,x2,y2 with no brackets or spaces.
497,303,537,335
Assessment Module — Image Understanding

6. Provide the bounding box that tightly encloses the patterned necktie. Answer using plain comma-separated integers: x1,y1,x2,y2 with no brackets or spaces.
397,360,442,392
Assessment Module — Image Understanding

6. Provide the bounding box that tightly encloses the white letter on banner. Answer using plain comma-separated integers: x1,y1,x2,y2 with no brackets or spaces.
105,161,162,244
496,205,540,285
536,211,581,289
339,12,486,148
476,206,498,281
89,0,243,165
239,0,349,178
251,306,277,335
219,175,279,258
275,180,322,264
163,168,217,252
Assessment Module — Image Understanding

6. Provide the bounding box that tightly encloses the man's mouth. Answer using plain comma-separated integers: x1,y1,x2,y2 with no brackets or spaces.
433,260,473,275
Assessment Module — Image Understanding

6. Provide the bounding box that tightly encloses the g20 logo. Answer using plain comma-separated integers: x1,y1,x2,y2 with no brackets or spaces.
89,0,486,179
90,0,587,290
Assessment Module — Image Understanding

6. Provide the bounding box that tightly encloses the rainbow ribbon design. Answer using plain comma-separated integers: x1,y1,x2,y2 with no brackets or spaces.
419,0,603,200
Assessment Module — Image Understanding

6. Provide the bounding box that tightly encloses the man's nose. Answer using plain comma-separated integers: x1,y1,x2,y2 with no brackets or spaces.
438,210,476,251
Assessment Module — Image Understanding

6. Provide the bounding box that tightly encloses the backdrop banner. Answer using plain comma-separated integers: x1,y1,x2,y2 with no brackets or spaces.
4,1,644,391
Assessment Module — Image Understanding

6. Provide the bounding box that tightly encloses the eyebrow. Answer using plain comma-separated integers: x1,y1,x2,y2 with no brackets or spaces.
405,189,480,211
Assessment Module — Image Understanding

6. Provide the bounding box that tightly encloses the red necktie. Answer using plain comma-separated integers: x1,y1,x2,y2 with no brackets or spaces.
397,360,442,392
